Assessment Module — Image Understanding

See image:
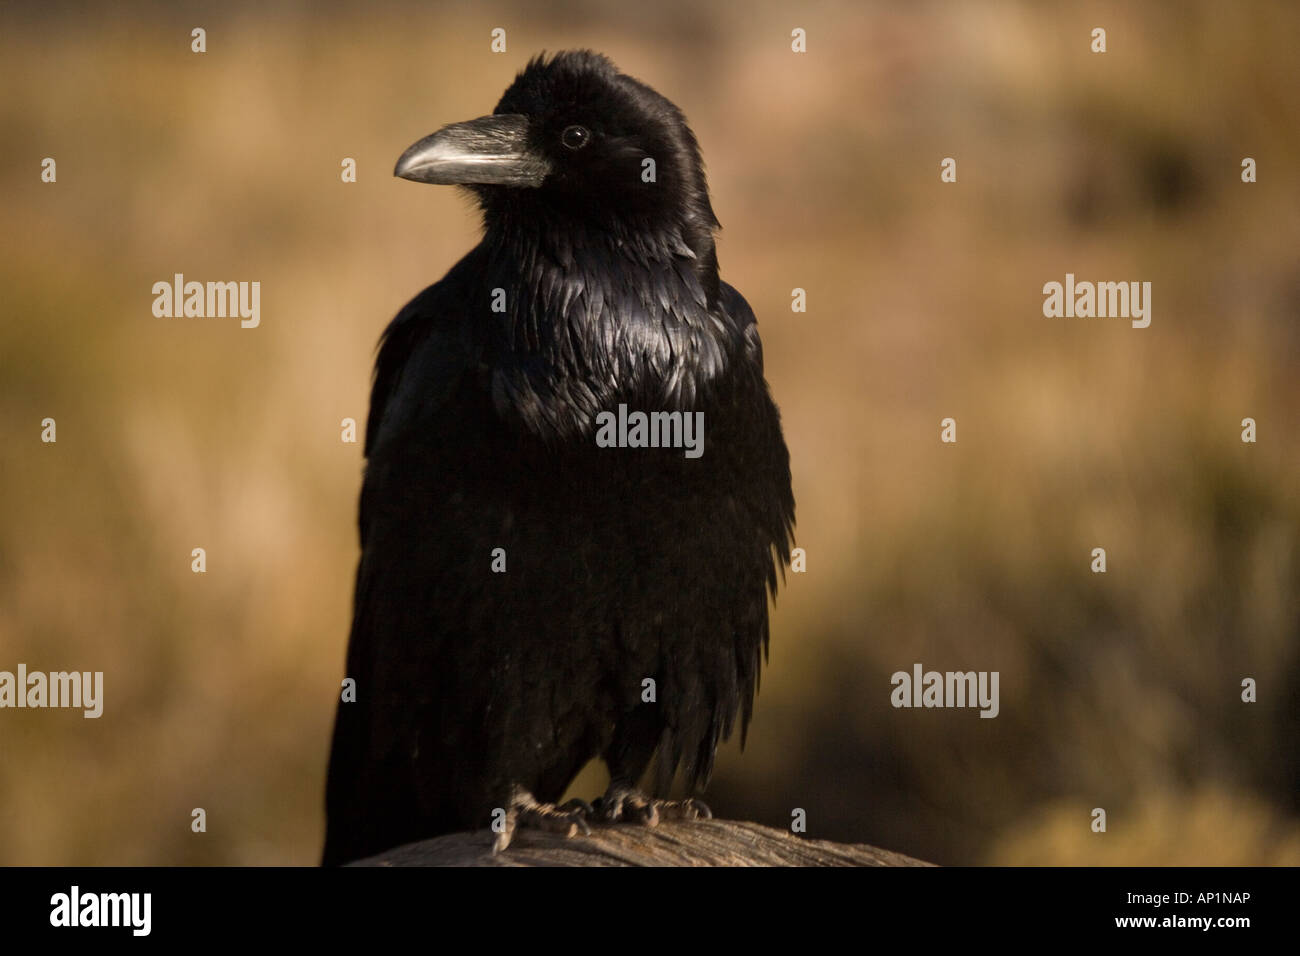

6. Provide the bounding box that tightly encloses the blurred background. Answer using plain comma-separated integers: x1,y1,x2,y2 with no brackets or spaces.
1,0,1297,865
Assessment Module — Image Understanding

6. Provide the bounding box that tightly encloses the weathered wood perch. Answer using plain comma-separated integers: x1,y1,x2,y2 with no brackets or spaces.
352,819,931,867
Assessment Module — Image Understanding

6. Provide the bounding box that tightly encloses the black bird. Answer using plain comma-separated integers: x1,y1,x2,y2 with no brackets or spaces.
322,50,794,865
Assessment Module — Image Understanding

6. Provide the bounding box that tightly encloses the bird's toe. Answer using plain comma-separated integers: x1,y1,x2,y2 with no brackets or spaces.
493,787,594,854
595,783,710,826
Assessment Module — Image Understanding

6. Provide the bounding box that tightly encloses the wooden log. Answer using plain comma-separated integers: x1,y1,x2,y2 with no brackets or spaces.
351,819,931,867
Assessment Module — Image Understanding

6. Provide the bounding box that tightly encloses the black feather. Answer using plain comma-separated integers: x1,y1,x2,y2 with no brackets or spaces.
323,50,794,865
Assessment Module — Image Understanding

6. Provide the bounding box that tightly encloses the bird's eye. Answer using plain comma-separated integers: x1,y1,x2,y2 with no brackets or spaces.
561,125,590,150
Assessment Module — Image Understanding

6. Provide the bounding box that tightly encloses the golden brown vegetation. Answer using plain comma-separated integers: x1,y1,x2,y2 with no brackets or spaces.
1,1,1296,864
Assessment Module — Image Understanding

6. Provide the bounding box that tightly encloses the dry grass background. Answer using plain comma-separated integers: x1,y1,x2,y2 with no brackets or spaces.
1,0,1297,864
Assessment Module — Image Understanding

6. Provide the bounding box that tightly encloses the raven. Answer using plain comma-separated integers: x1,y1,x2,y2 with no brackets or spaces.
322,50,794,865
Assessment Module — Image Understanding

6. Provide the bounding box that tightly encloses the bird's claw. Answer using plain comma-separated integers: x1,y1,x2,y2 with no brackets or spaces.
492,789,594,854
594,783,712,826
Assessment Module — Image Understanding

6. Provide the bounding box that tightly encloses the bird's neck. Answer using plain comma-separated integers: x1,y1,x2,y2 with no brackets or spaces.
485,203,719,297
479,215,729,440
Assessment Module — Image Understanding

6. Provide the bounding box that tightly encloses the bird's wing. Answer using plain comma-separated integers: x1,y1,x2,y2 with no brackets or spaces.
718,279,795,567
720,280,768,374
651,281,796,786
324,262,482,863
364,275,472,458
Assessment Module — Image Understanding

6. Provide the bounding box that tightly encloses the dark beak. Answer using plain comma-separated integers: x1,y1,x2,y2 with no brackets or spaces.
393,114,550,187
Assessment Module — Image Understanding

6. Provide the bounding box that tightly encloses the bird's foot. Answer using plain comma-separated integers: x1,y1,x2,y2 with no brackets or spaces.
593,781,712,827
492,785,593,854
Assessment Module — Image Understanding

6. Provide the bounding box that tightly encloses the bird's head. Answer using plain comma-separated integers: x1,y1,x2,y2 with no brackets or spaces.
394,51,720,269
